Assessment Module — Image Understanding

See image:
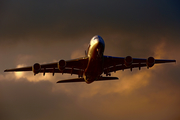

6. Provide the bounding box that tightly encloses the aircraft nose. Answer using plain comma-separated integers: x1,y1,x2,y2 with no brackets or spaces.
97,36,105,47
96,36,105,55
91,35,105,49
95,35,105,46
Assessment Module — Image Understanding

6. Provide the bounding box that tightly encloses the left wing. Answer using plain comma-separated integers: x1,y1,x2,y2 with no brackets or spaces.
103,56,176,75
4,57,89,76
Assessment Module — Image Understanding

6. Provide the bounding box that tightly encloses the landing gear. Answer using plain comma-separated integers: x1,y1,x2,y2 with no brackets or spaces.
106,73,111,76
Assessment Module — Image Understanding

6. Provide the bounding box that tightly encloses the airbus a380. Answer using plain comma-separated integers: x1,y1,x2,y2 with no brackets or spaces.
4,35,176,84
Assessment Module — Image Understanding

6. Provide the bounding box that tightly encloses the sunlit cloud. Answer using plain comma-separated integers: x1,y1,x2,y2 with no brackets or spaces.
12,64,57,82
113,70,150,94
153,39,166,59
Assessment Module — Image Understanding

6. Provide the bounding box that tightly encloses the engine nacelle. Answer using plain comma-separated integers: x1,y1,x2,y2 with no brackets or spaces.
58,59,66,71
124,56,133,67
32,63,41,74
146,57,155,68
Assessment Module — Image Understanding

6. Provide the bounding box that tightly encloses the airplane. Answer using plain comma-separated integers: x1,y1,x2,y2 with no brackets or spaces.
4,35,176,84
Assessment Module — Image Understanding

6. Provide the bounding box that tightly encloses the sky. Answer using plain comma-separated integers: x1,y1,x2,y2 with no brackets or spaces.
0,0,180,120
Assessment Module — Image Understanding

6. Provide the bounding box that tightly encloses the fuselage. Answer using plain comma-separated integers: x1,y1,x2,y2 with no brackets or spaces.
83,35,105,83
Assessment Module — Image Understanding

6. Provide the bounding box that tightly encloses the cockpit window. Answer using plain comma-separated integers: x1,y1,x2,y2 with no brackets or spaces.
93,37,98,40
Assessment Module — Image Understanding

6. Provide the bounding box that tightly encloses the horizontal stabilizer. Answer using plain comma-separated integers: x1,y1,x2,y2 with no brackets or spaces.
56,77,119,83
57,78,85,83
96,77,119,81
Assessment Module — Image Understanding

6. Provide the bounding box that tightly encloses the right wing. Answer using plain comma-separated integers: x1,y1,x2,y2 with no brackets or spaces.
103,56,176,74
4,57,89,76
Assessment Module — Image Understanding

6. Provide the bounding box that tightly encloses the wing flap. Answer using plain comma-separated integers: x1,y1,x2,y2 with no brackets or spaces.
104,63,147,74
39,68,82,75
104,55,176,74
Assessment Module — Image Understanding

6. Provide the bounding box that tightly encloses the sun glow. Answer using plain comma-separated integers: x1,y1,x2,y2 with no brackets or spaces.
14,64,26,79
14,64,57,82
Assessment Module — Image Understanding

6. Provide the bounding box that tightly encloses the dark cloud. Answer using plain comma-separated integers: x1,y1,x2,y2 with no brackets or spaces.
0,0,180,40
0,0,180,120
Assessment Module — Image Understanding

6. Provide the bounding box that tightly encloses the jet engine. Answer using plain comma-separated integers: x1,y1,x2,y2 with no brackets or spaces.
124,56,133,67
32,63,41,74
58,59,66,71
146,57,155,68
